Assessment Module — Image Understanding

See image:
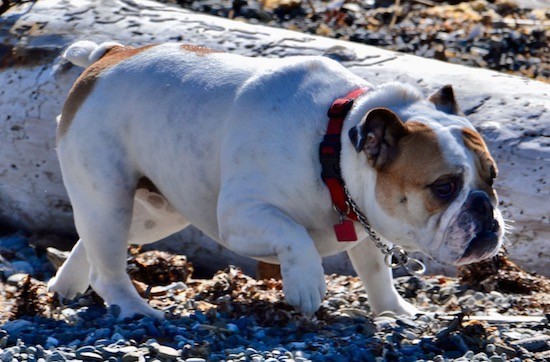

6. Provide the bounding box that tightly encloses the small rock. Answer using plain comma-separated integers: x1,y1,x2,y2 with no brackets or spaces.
494,343,517,357
323,46,357,62
80,352,104,361
76,346,101,358
46,351,66,362
9,260,34,275
122,350,145,362
45,337,59,348
2,320,33,334
512,335,550,352
6,273,30,285
151,343,180,360
119,346,138,354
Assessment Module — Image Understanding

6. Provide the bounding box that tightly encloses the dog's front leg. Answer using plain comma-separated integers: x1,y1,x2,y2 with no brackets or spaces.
218,200,326,314
347,240,420,317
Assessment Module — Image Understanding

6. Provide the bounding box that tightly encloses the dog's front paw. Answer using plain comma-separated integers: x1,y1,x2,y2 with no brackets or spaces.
376,298,421,318
281,262,326,315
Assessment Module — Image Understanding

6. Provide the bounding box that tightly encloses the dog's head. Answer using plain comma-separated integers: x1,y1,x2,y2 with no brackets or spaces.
347,85,504,266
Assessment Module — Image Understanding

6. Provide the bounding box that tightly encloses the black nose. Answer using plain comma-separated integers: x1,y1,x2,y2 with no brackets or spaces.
467,190,495,233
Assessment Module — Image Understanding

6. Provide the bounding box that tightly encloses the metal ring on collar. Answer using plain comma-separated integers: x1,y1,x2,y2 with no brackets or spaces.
332,201,351,217
384,247,426,276
403,258,426,276
384,246,408,268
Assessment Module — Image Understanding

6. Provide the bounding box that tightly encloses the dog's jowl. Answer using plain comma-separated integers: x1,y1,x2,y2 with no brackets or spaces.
48,41,504,319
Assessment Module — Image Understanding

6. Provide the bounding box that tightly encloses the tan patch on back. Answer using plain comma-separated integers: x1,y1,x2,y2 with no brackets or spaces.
57,44,156,142
180,44,218,56
462,128,497,196
375,122,451,221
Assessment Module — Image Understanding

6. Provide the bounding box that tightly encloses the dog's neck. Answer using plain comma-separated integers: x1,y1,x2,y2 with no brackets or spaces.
338,82,424,242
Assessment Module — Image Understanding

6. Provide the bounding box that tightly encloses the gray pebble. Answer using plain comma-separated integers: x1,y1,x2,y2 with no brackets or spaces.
101,346,120,358
6,273,30,285
324,45,357,62
512,335,550,352
46,351,66,362
122,351,146,362
474,291,486,301
76,346,100,356
9,261,34,275
79,351,104,361
494,343,517,357
151,343,179,359
119,346,138,354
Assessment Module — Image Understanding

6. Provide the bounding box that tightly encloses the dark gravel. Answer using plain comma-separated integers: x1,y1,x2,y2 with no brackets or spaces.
1,232,549,361
158,0,549,82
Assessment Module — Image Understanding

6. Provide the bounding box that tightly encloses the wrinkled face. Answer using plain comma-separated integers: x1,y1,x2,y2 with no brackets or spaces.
348,86,504,266
374,122,503,265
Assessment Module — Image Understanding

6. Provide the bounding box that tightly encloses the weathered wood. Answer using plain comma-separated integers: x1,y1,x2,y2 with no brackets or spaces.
0,0,548,275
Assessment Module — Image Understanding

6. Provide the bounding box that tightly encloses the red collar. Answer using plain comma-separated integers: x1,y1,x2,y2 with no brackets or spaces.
319,88,368,241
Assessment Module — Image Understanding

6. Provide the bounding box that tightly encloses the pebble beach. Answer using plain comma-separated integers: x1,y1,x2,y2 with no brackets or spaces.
1,233,549,361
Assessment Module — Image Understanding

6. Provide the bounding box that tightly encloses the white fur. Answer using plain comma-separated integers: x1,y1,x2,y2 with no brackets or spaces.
62,41,122,68
49,42,503,319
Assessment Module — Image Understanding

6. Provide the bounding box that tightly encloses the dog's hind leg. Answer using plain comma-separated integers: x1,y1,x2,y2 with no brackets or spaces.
73,190,164,319
48,179,187,319
50,143,169,319
47,239,90,299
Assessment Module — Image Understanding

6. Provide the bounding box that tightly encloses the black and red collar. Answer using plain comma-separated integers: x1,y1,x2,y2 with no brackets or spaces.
319,87,368,241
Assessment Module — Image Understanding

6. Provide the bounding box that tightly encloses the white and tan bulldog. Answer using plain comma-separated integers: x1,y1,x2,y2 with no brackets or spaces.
48,41,504,320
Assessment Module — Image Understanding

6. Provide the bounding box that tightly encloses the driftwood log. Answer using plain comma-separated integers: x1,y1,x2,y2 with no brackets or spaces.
0,0,548,276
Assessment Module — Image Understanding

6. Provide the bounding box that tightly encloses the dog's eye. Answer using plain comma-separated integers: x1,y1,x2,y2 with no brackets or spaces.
433,182,455,198
430,176,461,200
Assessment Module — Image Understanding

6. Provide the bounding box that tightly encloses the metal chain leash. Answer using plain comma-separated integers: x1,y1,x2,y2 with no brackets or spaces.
343,186,426,276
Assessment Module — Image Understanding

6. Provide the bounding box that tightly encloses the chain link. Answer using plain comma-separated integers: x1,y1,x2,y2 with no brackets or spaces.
343,186,426,276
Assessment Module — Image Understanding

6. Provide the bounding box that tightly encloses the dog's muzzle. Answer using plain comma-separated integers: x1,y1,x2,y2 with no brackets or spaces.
458,190,500,262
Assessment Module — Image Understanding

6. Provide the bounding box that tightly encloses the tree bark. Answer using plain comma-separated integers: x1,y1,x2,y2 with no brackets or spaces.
0,0,548,275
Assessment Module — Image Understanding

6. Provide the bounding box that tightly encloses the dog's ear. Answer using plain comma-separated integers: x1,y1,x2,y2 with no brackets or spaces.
428,85,462,115
348,107,407,169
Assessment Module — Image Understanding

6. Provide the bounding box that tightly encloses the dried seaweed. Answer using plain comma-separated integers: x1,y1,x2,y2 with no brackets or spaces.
127,250,194,286
458,251,550,294
9,275,42,320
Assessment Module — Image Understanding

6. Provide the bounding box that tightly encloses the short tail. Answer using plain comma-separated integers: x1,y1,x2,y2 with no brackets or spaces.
62,40,122,68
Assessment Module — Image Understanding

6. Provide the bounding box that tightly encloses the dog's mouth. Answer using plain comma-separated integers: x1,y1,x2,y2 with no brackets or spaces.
436,190,503,266
456,219,500,265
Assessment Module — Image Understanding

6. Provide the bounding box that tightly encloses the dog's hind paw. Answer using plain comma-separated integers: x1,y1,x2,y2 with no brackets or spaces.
115,301,165,320
47,274,89,300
